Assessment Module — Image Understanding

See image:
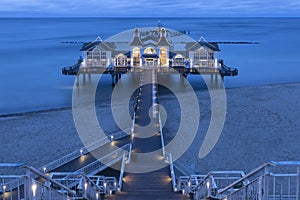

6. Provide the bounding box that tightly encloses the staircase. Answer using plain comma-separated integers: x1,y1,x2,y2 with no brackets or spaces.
105,166,191,200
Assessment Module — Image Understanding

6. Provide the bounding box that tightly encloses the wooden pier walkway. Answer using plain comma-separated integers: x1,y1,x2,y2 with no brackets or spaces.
104,69,191,199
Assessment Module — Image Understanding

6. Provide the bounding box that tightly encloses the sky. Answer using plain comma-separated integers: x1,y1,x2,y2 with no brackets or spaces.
0,0,299,17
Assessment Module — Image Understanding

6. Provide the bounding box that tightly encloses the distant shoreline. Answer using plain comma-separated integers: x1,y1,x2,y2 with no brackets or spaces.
1,81,299,118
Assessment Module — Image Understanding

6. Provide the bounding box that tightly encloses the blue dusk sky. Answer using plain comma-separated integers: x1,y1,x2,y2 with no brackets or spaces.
0,0,299,17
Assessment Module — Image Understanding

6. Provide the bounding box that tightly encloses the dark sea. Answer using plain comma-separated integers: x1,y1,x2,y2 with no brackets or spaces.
0,18,300,115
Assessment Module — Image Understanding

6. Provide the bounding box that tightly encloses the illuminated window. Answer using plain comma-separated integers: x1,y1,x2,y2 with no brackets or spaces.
116,54,126,66
194,48,208,67
174,54,184,66
92,48,106,66
144,47,156,54
133,47,140,66
159,47,167,66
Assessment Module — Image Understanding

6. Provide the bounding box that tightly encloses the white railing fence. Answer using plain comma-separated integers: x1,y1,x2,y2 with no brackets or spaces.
0,164,75,200
40,130,129,174
219,161,300,200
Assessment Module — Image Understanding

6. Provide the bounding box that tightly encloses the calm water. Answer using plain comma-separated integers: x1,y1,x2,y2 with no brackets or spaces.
0,18,300,115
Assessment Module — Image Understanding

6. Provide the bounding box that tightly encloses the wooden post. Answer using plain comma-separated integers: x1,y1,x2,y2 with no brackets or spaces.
25,168,31,200
83,73,86,84
76,75,79,87
180,74,184,84
111,74,115,87
210,74,213,89
116,74,119,83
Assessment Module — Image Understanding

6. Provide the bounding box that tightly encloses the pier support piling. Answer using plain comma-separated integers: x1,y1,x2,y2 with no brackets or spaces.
83,74,86,84
215,75,218,88
111,74,115,87
76,75,79,87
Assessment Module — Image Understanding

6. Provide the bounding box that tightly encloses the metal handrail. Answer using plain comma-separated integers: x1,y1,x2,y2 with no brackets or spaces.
75,144,131,175
219,161,300,200
222,175,263,198
55,144,130,193
131,112,136,134
218,162,274,194
24,165,76,196
118,153,127,191
158,112,166,159
165,151,177,191
40,130,129,173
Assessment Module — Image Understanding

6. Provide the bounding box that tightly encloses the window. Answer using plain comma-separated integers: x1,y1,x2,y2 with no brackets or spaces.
208,52,214,60
116,54,126,66
92,48,106,67
100,52,106,66
159,47,167,66
200,48,207,60
174,54,184,66
133,47,140,66
144,47,156,54
194,48,208,67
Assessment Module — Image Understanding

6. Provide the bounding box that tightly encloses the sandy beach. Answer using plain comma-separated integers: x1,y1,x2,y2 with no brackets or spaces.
1,82,300,175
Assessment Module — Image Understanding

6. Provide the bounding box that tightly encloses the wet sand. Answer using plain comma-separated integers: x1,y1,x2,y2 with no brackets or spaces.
1,82,300,175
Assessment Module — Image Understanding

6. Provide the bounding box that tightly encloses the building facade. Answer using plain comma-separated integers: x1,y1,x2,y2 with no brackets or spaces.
80,26,221,69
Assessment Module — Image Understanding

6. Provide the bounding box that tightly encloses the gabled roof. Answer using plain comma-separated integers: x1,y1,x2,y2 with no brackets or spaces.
199,41,220,51
186,36,220,52
81,41,115,52
143,42,158,48
157,37,172,47
130,28,144,47
157,28,172,47
130,37,144,46
99,42,115,51
187,41,220,52
81,36,104,51
80,41,102,51
142,35,159,43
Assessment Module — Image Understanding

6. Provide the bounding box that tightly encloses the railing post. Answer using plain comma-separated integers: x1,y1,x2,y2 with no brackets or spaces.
131,112,135,135
297,166,300,200
24,169,32,200
118,153,126,191
258,176,263,200
207,176,211,198
127,144,132,164
159,113,165,159
263,165,269,200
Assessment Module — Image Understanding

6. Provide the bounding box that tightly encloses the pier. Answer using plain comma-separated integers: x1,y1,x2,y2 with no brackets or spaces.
62,26,238,87
63,59,237,87
105,69,190,200
3,26,300,200
2,67,300,199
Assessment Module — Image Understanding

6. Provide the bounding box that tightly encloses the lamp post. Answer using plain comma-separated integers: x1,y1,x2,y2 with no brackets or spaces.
2,185,6,200
32,183,37,199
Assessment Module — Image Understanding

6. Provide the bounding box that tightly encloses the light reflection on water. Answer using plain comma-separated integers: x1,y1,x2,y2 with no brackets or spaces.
1,18,300,115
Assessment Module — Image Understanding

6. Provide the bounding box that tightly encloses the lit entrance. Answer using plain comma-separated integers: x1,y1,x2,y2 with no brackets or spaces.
146,58,155,66
142,47,158,66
